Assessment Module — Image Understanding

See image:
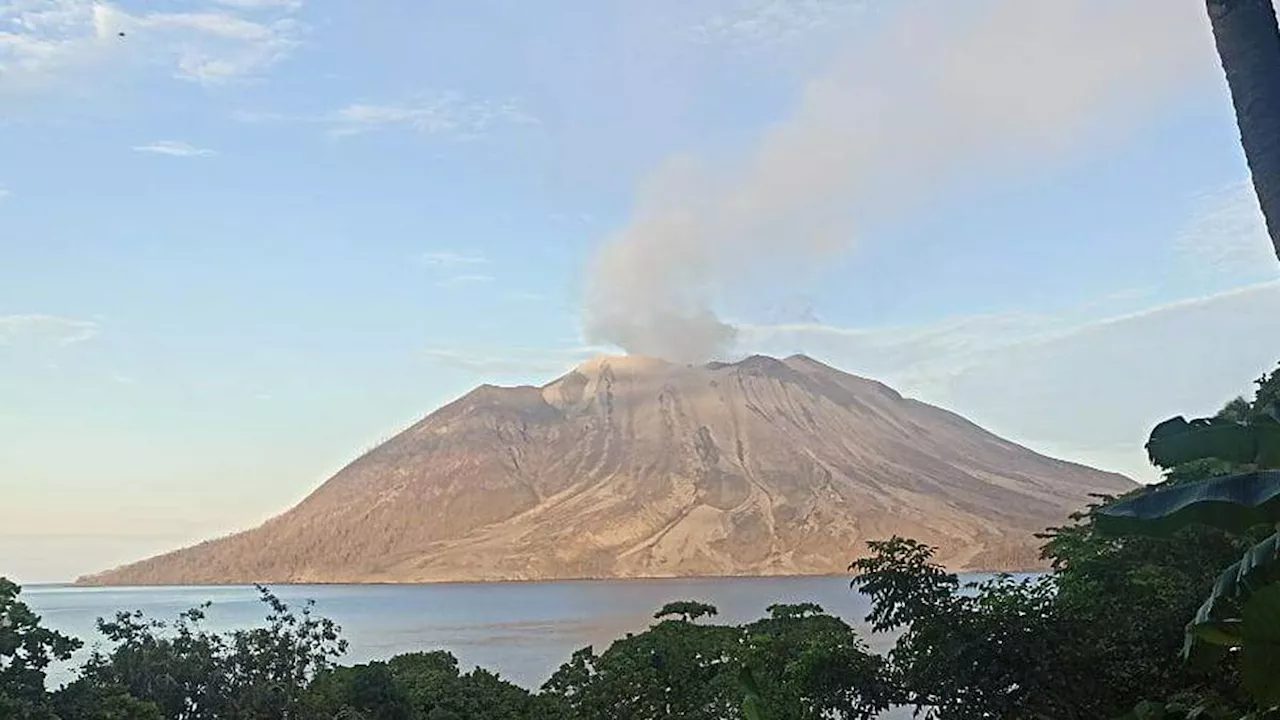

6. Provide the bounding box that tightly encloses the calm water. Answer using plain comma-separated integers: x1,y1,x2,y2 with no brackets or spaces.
24,575,1013,692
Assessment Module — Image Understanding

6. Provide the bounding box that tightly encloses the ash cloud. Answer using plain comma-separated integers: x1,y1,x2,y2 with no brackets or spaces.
584,0,1214,363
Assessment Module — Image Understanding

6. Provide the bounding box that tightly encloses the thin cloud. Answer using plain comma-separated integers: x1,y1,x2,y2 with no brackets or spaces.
0,188,10,201
0,0,303,96
213,0,303,9
0,314,99,347
327,95,537,139
1175,180,1279,280
436,274,495,287
740,282,1280,482
133,140,217,157
687,0,866,49
421,251,487,268
232,94,536,141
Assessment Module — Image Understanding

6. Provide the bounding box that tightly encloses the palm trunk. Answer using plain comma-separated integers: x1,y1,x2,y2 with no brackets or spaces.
1207,0,1280,262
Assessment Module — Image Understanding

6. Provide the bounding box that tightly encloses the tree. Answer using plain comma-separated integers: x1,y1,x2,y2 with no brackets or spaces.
1096,365,1280,714
309,650,536,720
850,518,1252,720
853,543,1092,719
544,601,889,720
653,601,718,623
1206,0,1280,260
740,604,892,720
72,585,347,720
543,614,740,720
0,578,82,719
304,661,412,720
844,367,1280,719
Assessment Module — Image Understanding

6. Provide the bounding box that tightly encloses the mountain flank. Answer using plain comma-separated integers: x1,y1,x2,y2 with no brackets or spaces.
80,354,1134,585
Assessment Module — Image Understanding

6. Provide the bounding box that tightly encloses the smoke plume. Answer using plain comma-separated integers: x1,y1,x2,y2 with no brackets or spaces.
584,0,1214,363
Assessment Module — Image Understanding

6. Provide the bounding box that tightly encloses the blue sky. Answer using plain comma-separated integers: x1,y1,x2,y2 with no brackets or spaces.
2,0,1279,582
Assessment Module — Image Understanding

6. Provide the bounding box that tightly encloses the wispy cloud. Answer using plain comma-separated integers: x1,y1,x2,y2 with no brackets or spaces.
421,251,495,286
1175,180,1278,280
133,140,217,157
0,314,98,347
213,0,303,9
421,251,486,268
740,282,1280,482
436,274,494,287
235,93,537,141
0,188,10,201
687,0,865,49
0,0,303,95
328,94,536,139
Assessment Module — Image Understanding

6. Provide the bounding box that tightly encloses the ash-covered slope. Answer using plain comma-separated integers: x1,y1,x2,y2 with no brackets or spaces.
81,354,1133,585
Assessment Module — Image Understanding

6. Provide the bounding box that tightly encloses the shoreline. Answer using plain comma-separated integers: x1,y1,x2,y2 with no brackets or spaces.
60,566,1046,590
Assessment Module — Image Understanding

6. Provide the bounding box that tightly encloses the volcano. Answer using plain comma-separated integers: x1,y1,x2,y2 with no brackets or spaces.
80,354,1133,585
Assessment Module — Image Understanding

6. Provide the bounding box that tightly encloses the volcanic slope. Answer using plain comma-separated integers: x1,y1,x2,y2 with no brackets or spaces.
81,354,1134,584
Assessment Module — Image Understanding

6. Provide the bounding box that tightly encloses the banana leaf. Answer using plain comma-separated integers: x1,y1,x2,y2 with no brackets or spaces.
1094,471,1280,537
739,665,769,720
1240,584,1280,708
1146,416,1280,469
1186,532,1280,650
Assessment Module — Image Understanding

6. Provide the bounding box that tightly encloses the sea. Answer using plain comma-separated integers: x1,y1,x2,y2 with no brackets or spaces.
24,574,1021,715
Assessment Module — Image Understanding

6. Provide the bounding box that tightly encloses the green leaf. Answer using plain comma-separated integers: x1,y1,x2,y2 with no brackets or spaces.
739,666,768,720
1241,585,1280,707
1095,471,1280,537
1147,416,1259,468
1183,533,1280,662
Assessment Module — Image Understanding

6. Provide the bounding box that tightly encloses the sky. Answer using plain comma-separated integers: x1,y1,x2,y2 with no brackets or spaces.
2,0,1279,582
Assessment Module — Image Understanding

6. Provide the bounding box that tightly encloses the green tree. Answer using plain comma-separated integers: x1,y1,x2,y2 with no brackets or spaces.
544,601,889,720
740,604,891,720
72,585,346,720
304,661,411,720
653,601,718,623
1094,365,1280,715
0,578,81,719
853,542,1090,719
544,605,740,720
309,650,536,720
849,368,1280,719
50,683,163,720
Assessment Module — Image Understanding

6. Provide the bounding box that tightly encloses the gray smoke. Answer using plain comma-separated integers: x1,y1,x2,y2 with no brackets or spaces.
584,0,1215,363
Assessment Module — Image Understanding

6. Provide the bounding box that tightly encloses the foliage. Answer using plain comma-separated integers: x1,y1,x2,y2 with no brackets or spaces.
306,651,536,720
855,544,1088,719
1095,365,1280,711
0,578,82,719
67,585,347,720
542,601,888,720
739,604,892,720
850,363,1280,720
653,601,718,623
543,609,741,720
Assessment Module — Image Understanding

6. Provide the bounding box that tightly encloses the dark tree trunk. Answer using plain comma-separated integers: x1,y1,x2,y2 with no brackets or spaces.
1207,0,1280,262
